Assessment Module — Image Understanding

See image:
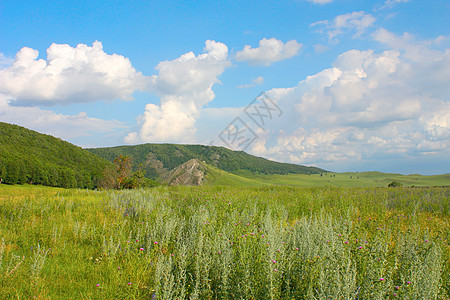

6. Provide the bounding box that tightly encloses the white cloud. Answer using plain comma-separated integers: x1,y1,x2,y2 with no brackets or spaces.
235,38,302,66
0,53,13,69
234,36,450,171
238,76,264,88
372,28,448,62
0,41,147,106
125,40,231,143
313,44,331,53
383,0,409,8
305,0,334,4
0,93,124,142
311,11,376,42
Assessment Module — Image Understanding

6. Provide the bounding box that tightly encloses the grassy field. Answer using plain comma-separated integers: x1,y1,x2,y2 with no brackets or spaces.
0,184,448,299
208,169,450,188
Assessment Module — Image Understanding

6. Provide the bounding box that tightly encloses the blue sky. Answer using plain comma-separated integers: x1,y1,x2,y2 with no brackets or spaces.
1,0,449,174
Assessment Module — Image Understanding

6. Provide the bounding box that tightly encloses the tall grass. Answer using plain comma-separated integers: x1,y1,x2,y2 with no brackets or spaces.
0,185,448,298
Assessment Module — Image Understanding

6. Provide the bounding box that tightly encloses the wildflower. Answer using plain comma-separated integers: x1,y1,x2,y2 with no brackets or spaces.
218,251,221,254
395,286,399,290
425,240,429,242
140,248,144,251
96,284,100,287
272,260,276,264
406,281,411,284
274,269,278,272
118,267,121,270
128,282,132,285
295,248,299,250
344,241,349,244
380,278,385,281
154,242,158,245
358,246,363,249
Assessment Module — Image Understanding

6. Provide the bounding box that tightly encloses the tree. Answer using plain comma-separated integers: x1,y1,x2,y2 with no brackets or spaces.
100,155,148,189
114,155,133,189
388,181,403,187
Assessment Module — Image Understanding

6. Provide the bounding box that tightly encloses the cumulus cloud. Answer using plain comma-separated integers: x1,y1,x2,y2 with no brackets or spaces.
0,41,147,106
235,38,302,66
229,32,450,171
311,11,376,42
238,76,264,88
125,40,231,143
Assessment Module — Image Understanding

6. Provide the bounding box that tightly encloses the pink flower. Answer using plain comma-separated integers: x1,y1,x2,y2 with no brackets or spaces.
272,260,276,264
380,278,384,281
358,246,363,249
344,241,349,244
96,284,100,287
154,242,158,245
128,282,132,285
140,248,144,251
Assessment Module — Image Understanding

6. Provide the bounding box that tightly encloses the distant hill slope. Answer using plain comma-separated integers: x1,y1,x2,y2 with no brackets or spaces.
0,122,111,188
86,143,324,180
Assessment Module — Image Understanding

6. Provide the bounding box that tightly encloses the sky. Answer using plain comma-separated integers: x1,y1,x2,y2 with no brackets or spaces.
0,0,449,175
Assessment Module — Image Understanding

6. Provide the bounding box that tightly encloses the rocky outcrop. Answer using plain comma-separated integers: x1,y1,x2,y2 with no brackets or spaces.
161,159,206,186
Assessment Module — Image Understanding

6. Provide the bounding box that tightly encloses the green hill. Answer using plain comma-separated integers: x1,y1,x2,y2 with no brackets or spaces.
86,143,325,181
0,122,111,188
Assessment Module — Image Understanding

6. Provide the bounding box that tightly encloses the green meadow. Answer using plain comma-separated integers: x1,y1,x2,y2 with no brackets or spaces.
207,167,450,188
0,184,448,299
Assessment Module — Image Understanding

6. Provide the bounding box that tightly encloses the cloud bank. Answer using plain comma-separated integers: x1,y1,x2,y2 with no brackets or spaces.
0,94,124,142
237,30,449,171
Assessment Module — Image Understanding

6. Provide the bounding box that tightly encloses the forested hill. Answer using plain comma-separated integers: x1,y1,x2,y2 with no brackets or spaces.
87,143,324,180
0,122,111,188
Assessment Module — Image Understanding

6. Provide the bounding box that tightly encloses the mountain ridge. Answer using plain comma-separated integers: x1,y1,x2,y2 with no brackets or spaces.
86,143,325,182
